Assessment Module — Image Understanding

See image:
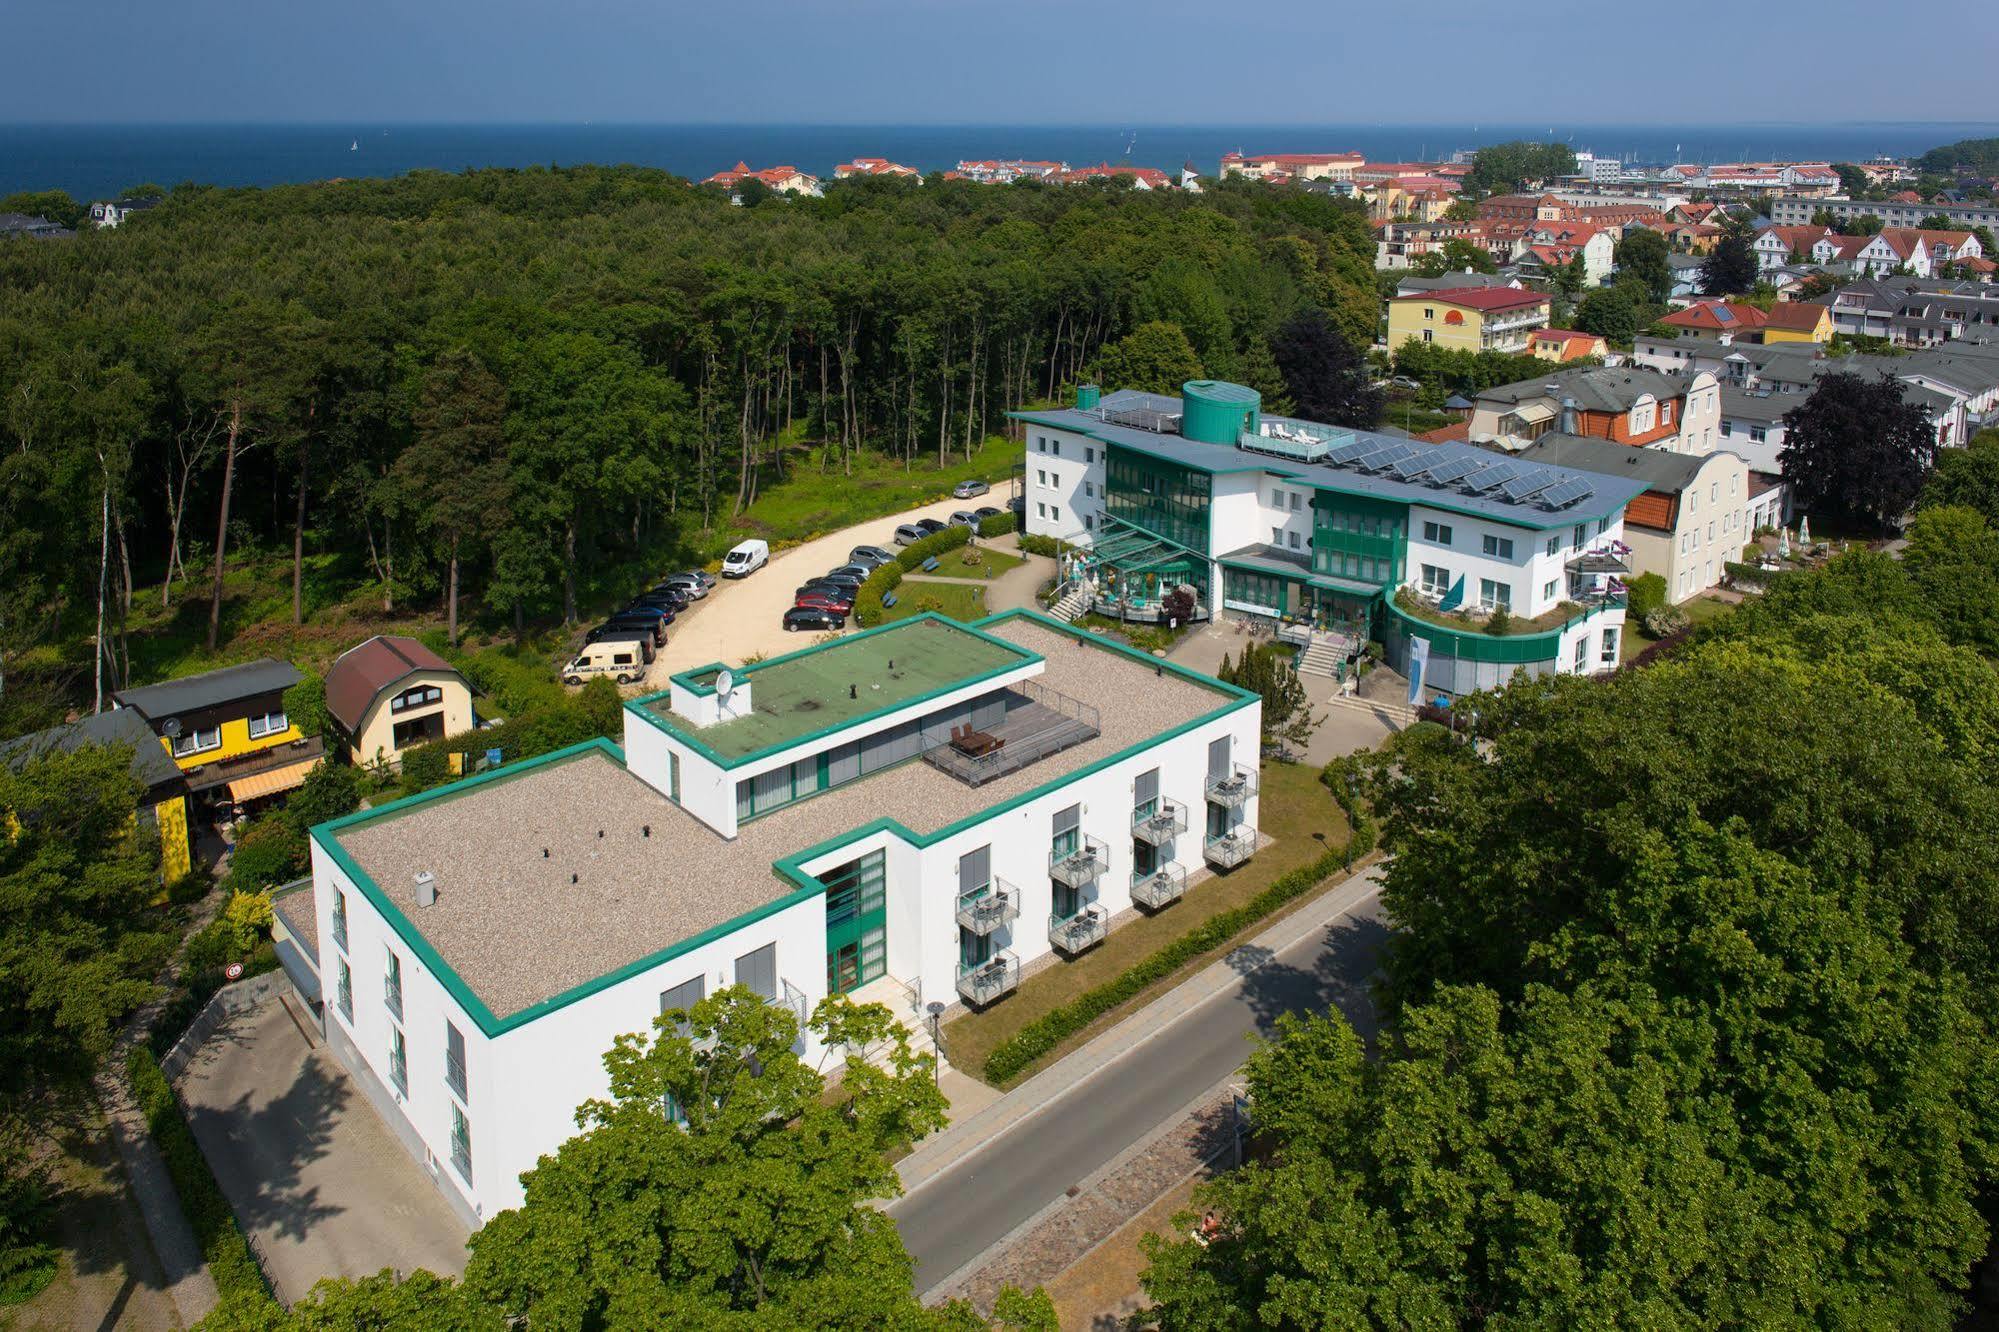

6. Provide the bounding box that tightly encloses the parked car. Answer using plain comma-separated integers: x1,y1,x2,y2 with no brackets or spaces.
953,478,991,499
660,572,709,599
564,640,647,685
626,596,679,622
784,606,846,632
599,612,667,644
893,523,928,546
815,575,865,595
824,563,872,583
796,579,848,600
1389,375,1421,392
1009,496,1025,519
641,585,690,609
915,518,947,536
974,506,1002,519
584,626,657,663
849,545,896,568
948,510,979,528
795,592,854,615
721,539,769,578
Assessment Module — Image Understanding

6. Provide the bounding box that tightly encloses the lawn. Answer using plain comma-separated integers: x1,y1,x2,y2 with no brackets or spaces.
882,582,988,623
940,760,1351,1085
1621,594,1735,661
924,544,1025,580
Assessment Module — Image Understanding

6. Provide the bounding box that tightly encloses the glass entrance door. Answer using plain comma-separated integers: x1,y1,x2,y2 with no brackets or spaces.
1207,799,1230,840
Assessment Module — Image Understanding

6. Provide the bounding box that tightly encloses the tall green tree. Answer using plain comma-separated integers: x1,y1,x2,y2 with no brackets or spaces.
1574,286,1640,344
1269,308,1383,428
399,350,510,646
1096,321,1205,396
1779,372,1935,532
1613,227,1672,304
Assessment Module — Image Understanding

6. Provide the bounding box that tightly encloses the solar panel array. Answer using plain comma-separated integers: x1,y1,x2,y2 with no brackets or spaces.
1305,438,1597,512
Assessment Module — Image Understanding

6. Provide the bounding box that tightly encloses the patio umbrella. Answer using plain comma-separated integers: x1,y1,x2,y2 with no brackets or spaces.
1797,514,1810,546
1778,526,1791,558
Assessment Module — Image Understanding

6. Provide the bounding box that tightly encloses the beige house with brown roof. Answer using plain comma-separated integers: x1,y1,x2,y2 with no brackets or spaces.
324,635,473,768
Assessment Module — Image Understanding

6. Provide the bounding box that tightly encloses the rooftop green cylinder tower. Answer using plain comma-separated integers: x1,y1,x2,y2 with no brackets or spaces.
1076,383,1101,410
1180,380,1261,445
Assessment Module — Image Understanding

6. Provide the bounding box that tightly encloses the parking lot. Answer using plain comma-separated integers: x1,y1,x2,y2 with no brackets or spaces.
639,494,1017,688
175,997,469,1300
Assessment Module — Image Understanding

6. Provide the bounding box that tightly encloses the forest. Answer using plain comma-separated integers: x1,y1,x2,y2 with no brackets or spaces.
0,167,1379,733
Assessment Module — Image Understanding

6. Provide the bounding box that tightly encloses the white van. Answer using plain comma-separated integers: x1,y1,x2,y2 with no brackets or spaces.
721,539,769,579
563,641,646,686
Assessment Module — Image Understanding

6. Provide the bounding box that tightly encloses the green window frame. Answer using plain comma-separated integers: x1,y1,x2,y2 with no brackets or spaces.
1312,492,1406,586
1103,446,1212,553
823,850,887,993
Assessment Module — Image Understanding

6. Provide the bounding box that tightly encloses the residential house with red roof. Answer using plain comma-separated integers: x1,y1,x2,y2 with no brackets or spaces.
323,635,475,768
702,162,821,198
1753,224,1835,271
1056,162,1175,190
1387,286,1551,354
833,157,919,181
1529,329,1609,363
1219,151,1365,182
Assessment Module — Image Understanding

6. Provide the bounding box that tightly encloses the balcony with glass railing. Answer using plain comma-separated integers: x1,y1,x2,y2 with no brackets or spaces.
956,881,1021,935
956,950,1020,1006
1131,799,1187,847
1205,766,1257,808
1204,829,1257,871
1131,861,1187,910
1048,903,1110,955
1049,835,1109,889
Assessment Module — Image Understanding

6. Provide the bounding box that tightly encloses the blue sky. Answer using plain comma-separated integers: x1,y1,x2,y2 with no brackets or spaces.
7,0,1998,124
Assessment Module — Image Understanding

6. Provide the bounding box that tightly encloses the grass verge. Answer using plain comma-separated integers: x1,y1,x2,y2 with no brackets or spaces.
942,762,1364,1086
923,545,1025,580
881,583,988,624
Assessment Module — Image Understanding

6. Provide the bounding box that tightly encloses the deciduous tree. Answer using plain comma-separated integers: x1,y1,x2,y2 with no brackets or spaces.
1269,308,1383,428
1779,371,1934,532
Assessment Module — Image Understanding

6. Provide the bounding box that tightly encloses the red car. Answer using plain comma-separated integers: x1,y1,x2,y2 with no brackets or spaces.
795,592,854,614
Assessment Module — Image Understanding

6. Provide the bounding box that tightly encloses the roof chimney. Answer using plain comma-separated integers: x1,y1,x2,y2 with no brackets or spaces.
414,870,436,908
1559,397,1580,434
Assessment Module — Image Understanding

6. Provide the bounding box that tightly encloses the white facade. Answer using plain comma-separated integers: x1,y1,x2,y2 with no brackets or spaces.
1025,428,1105,536
305,611,1260,1224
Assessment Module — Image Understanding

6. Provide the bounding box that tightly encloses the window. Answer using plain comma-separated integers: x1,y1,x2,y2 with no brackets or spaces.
1422,521,1452,545
1689,488,1698,512
1710,482,1719,503
734,942,778,1000
391,685,443,713
659,977,705,1036
1036,469,1047,487
389,1026,407,1096
450,1105,472,1183
1574,635,1589,668
246,710,288,739
1729,474,1738,496
1423,307,1435,320
1049,507,1060,524
1573,523,1587,547
1545,535,1559,557
170,726,222,758
1051,440,1061,457
1034,434,1045,452
1708,522,1715,544
1543,579,1558,601
445,1021,467,1103
668,750,680,803
1422,329,1433,343
1482,534,1515,559
1287,530,1301,550
1084,481,1094,498
384,949,403,1021
1271,488,1284,507
1631,401,1656,433
337,959,353,1022
1749,426,1767,444
1289,492,1301,512
1601,627,1619,666
1273,526,1284,545
1084,515,1094,530
1721,420,1733,437
332,890,348,953
1085,446,1095,463
1661,400,1674,426
1421,564,1451,595
1036,502,1046,519
1480,579,1512,611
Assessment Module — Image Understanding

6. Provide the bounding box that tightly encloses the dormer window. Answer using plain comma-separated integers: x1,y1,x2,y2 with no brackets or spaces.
391,685,444,713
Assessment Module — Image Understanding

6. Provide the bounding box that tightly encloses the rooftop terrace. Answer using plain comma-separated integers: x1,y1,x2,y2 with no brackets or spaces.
323,615,1245,1029
649,617,1034,762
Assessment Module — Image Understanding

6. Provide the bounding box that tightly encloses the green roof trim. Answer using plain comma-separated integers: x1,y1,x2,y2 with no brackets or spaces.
628,613,1040,768
307,609,1256,1040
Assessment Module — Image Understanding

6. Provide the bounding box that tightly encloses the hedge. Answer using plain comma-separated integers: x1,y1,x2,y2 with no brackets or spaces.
977,510,1017,539
126,1048,276,1316
1019,533,1081,559
397,676,622,794
854,525,973,627
981,813,1376,1085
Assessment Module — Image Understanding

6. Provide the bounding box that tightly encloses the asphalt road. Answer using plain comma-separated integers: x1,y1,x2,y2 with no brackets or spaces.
891,882,1390,1294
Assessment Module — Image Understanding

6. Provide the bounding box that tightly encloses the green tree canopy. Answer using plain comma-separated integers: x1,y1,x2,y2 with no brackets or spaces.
1779,372,1935,533
1612,226,1672,304
1096,321,1205,396
1268,308,1382,428
1573,286,1640,344
1462,141,1577,196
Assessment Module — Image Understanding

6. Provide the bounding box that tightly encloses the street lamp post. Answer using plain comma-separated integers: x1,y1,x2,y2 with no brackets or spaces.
926,1001,946,1084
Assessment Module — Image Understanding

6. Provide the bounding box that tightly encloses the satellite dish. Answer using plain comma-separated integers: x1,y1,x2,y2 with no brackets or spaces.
715,668,734,699
162,718,182,738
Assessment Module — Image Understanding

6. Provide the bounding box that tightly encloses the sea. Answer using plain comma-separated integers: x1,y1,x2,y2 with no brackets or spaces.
5,122,1999,202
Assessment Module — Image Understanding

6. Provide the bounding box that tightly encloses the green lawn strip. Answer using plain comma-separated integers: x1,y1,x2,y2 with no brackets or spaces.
921,545,1025,580
124,1049,277,1317
945,762,1371,1087
880,582,987,624
1621,594,1736,662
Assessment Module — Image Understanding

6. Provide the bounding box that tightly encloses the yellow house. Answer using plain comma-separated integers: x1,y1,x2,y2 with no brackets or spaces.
1389,286,1551,355
2,707,194,882
1761,302,1833,344
323,635,474,769
114,659,323,814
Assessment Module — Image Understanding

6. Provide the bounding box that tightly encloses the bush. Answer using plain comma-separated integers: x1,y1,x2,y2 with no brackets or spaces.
852,563,904,628
982,814,1376,1085
977,510,1018,539
222,816,306,894
895,523,972,572
1625,572,1667,620
281,671,330,742
1484,607,1513,636
397,687,624,796
1643,605,1691,637
281,759,363,834
1019,533,1075,559
126,1049,274,1316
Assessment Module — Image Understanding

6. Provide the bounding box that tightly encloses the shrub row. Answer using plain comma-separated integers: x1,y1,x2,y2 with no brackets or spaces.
126,1048,276,1316
1722,560,1781,590
397,675,622,794
976,510,1017,539
982,814,1376,1085
853,524,973,627
1018,532,1079,560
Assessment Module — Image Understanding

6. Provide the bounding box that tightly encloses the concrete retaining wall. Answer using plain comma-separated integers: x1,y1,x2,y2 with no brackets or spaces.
161,969,290,1080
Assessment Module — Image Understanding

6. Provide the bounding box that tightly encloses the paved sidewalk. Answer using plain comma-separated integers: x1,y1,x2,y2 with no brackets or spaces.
892,865,1386,1293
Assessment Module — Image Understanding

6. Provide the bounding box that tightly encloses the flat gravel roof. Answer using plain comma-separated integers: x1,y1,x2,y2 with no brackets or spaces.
332,618,1239,1023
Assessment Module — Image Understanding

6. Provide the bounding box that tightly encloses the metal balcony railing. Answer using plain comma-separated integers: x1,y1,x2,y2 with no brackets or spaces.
1048,904,1110,955
780,979,811,1026
1206,765,1257,807
956,951,1020,1006
1049,835,1109,889
1204,830,1257,871
956,881,1021,935
445,1052,468,1104
1131,800,1188,847
1131,861,1187,911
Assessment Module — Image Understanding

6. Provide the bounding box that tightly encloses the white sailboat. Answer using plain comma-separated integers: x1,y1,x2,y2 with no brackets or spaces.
350,139,359,152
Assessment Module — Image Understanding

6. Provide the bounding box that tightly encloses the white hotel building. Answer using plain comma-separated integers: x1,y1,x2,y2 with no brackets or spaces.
1019,382,1650,696
275,611,1260,1225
